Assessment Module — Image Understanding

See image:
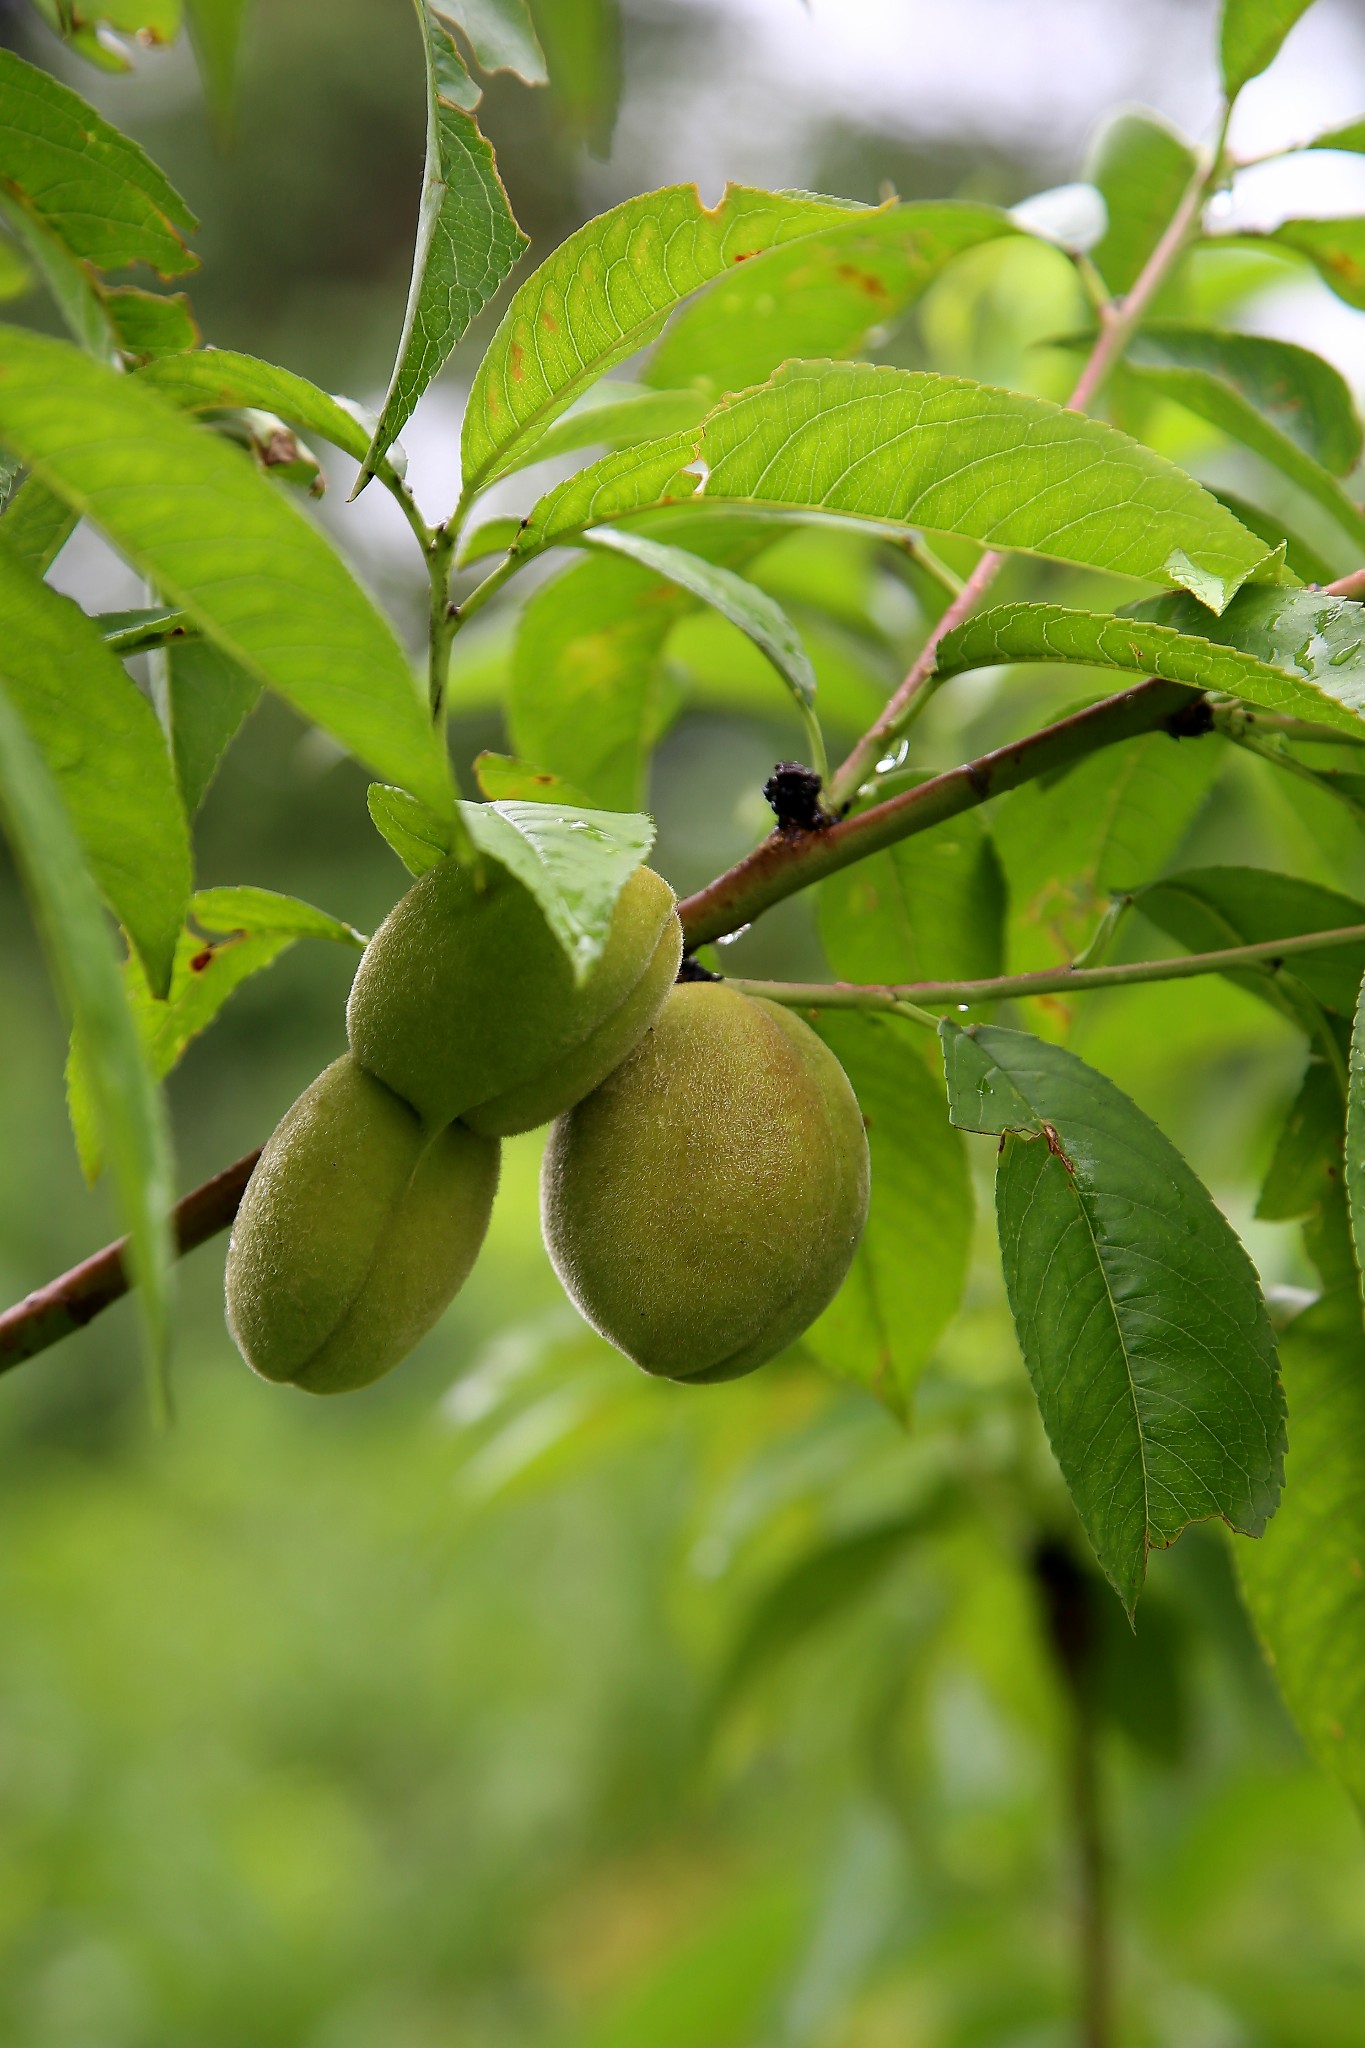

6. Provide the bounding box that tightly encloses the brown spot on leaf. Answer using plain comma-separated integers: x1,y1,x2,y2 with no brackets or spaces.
731,249,760,264
509,342,525,384
833,263,889,300
541,312,559,333
189,948,214,974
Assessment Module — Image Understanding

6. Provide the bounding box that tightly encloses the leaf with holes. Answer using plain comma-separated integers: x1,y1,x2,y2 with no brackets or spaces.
647,201,1017,400
942,1020,1285,1610
460,183,871,499
517,360,1281,611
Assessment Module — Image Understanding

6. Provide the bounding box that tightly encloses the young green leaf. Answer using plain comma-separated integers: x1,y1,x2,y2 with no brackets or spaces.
818,809,1004,987
1242,216,1365,311
67,893,363,1180
103,287,199,364
459,183,869,500
1129,323,1362,474
1306,116,1365,154
0,681,173,1395
359,3,528,483
512,386,708,471
1085,108,1198,297
0,475,77,572
528,0,619,154
473,752,595,805
153,638,261,817
137,348,398,478
646,201,1017,401
1135,867,1365,1023
510,551,692,810
937,598,1365,737
0,328,453,818
517,360,1280,611
1219,0,1316,99
584,526,823,765
1121,334,1365,553
183,0,251,132
459,797,656,980
803,1017,973,1417
441,0,546,81
0,50,197,276
0,542,190,995
942,1020,1285,1611
1209,487,1336,586
991,731,1220,972
368,783,452,877
1238,1287,1365,1812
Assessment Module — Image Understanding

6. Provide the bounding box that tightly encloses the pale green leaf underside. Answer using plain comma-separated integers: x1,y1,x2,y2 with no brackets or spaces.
362,5,528,479
0,328,452,818
1238,1288,1365,1812
441,0,546,81
803,1016,973,1418
942,1021,1285,1611
459,798,655,980
585,525,817,709
517,359,1278,610
937,597,1365,736
0,542,190,995
0,682,172,1394
461,182,874,498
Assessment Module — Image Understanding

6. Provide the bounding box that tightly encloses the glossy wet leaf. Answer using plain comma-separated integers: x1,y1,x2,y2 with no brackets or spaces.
647,201,1017,400
0,328,452,817
939,597,1365,737
942,1020,1285,1610
0,50,196,276
360,3,527,480
518,359,1279,611
0,542,190,995
1209,487,1335,586
1238,1287,1365,1812
1085,108,1197,296
1219,0,1315,97
804,1017,974,1417
460,183,868,498
0,683,172,1396
459,797,655,979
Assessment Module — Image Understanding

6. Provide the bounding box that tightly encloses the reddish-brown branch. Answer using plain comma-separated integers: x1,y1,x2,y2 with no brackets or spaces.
0,1149,261,1373
680,679,1206,948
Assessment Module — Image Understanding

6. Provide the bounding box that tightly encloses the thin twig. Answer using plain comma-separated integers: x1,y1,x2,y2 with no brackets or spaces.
824,149,1215,811
0,1149,262,1372
721,920,1365,1016
1324,566,1365,600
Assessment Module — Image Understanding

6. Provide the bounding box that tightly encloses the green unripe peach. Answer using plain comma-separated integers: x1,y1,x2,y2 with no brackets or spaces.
540,983,870,1382
225,1056,499,1394
346,861,682,1137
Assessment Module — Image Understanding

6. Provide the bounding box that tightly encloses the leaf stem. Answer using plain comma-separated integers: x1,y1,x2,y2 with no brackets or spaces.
426,522,458,723
824,144,1216,812
722,921,1365,1013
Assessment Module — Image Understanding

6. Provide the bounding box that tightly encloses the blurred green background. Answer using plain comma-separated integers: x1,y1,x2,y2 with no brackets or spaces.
3,1,1365,2041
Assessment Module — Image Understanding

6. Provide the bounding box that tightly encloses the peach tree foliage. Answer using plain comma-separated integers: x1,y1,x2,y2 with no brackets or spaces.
1,0,1364,1825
